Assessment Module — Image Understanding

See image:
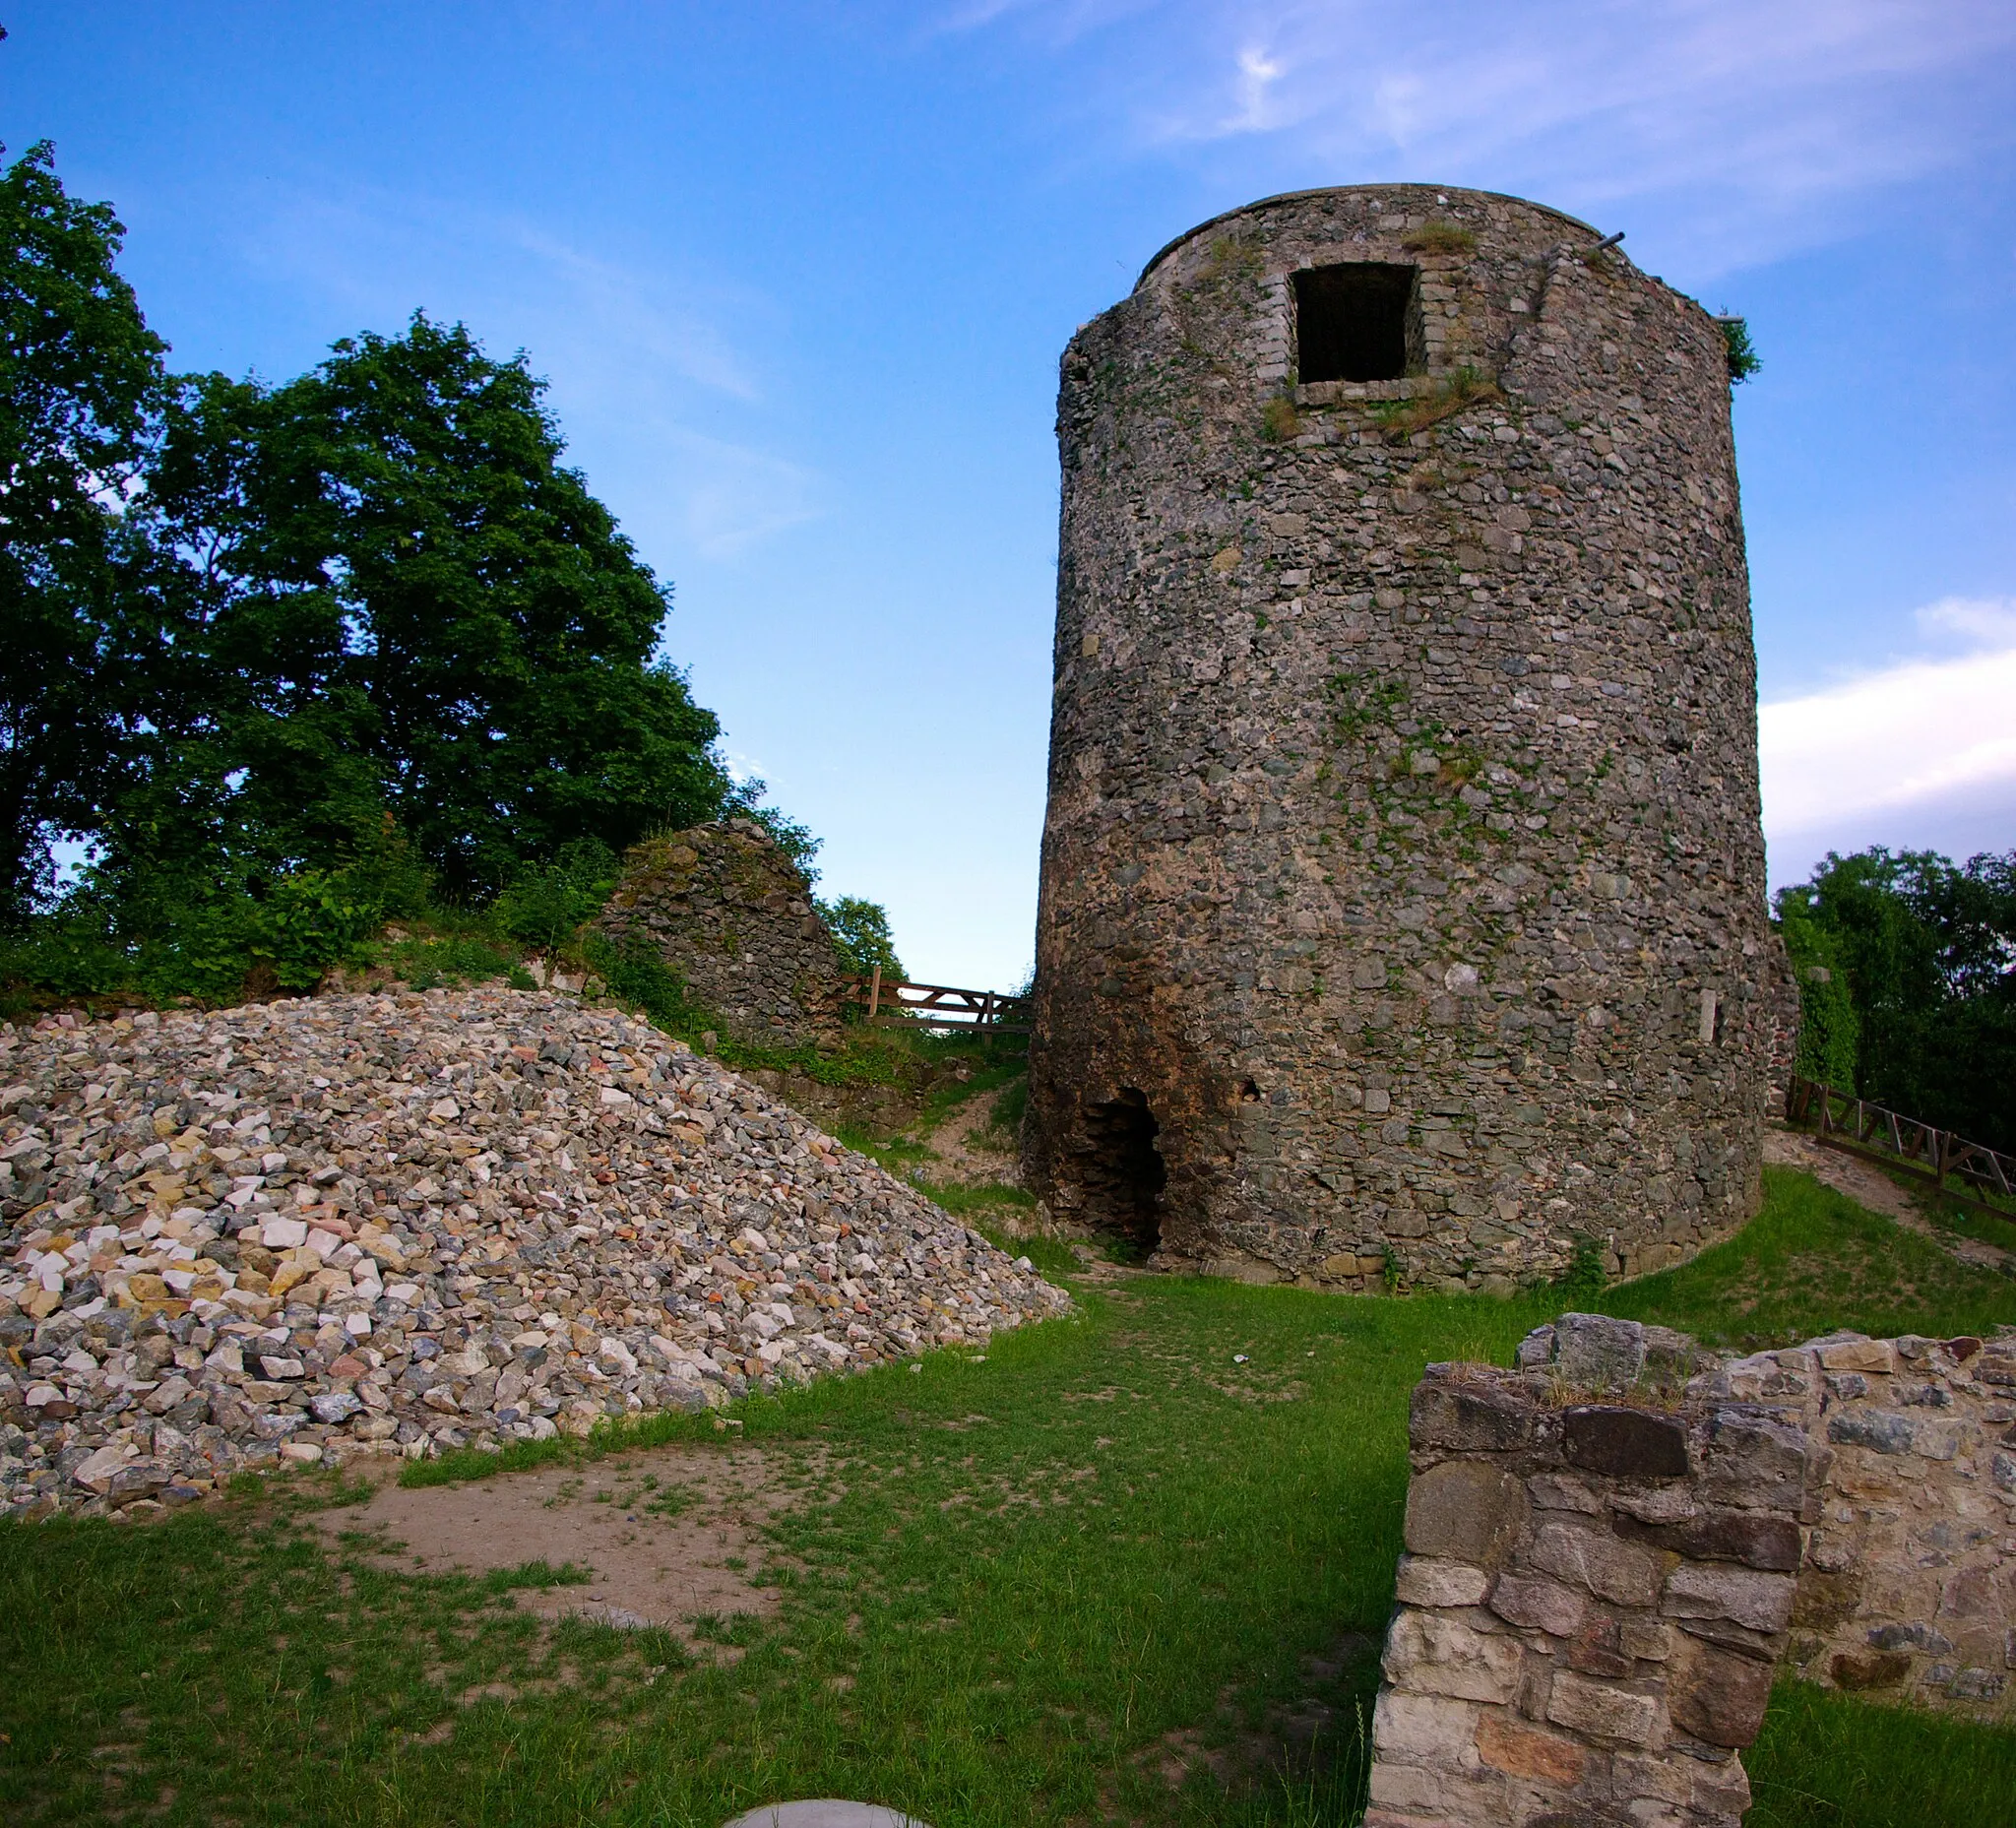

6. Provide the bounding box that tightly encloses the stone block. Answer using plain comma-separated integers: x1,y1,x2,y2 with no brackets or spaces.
1828,1648,1912,1689
1662,1562,1796,1634
1383,1610,1523,1702
1670,1634,1774,1747
1372,1328,2015,1812
1405,1460,1531,1568
1620,1619,1671,1662
1372,1688,1480,1764
1530,1473,1606,1513
1817,1338,1897,1374
1609,1484,1695,1525
1566,1616,1636,1677
1394,1555,1493,1608
1620,1508,1799,1570
1612,1750,1691,1806
1866,1620,1951,1653
1641,1324,1705,1387
1475,1708,1588,1784
1699,1413,1811,1508
1489,1571,1587,1637
1790,1569,1863,1630
1529,1521,1668,1607
1827,1410,1916,1456
1410,1378,1538,1453
1947,1668,2005,1701
106,1463,170,1504
1562,1406,1689,1480
1554,1313,1646,1391
1544,1670,1667,1748
1366,1759,1484,1815
1690,1755,1753,1818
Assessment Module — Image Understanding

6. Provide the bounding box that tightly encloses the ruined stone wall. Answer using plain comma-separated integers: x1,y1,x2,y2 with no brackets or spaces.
1706,1327,2016,1709
1366,1316,2015,1828
596,821,847,1048
1025,185,1775,1290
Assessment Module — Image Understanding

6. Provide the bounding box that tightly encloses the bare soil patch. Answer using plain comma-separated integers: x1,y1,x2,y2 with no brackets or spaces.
918,1084,1021,1187
312,1445,791,1636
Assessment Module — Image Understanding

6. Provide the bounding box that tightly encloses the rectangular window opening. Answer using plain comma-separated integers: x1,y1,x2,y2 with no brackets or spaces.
1292,263,1423,384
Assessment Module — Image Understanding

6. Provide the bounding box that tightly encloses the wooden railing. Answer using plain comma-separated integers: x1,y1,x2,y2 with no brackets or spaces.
1786,1075,2015,1220
846,968,1031,1036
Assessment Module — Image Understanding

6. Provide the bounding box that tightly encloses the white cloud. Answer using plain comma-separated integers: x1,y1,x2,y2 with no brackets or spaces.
1225,45,1286,134
1760,598,2016,878
1915,594,2016,650
639,428,825,562
960,0,2016,271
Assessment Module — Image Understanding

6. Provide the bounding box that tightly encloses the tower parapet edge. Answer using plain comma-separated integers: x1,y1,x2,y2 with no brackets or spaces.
1023,183,1773,1292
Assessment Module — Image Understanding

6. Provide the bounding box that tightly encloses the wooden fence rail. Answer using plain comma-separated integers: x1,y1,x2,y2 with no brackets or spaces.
846,968,1032,1036
1786,1075,2015,1221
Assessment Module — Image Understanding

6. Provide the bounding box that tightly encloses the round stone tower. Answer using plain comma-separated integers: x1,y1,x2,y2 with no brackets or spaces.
1023,184,1778,1292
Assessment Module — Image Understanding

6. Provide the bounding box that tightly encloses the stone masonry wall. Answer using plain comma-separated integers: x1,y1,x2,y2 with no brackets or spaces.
1705,1327,2016,1709
1367,1315,2016,1828
596,821,847,1049
1025,184,1776,1291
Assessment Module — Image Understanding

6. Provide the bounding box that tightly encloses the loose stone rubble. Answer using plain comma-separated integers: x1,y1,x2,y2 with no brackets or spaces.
0,989,1070,1518
1368,1313,2016,1828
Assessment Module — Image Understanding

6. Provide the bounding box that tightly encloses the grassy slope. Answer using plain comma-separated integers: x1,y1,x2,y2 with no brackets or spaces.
1,1165,2011,1827
1605,1165,2016,1349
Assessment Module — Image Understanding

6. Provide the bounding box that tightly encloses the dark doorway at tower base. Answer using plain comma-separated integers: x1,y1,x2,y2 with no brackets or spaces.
1077,1089,1166,1256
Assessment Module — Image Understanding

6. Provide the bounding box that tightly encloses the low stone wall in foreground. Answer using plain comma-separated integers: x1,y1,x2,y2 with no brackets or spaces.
1367,1315,2015,1828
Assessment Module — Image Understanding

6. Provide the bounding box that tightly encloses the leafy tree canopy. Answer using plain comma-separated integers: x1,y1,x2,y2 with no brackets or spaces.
0,141,167,914
1776,848,2016,1151
819,894,905,982
123,314,732,901
1,144,823,1009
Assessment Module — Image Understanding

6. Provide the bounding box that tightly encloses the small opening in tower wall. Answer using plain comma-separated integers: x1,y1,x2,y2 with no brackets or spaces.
1292,263,1422,384
1080,1089,1166,1256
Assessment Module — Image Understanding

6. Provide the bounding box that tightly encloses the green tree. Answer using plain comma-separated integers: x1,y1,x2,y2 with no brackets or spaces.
1,146,826,1007
818,894,904,981
130,315,731,899
1776,891,1858,1091
1779,848,2016,1150
0,142,168,918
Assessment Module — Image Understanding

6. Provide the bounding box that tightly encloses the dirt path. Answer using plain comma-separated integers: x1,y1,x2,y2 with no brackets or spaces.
918,1084,1021,1188
313,1444,791,1639
1763,1125,2015,1275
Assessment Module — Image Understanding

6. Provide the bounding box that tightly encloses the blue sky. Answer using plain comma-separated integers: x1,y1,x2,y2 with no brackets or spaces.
8,2,2014,985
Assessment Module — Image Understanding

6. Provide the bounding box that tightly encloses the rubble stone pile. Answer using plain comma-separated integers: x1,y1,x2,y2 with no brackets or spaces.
0,988,1069,1517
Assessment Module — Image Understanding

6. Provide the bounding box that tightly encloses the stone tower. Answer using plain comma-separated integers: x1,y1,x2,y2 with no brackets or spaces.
1022,184,1776,1292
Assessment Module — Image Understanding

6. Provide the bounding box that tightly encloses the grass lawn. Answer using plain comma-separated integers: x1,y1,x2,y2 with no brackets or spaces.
3,1164,2013,1827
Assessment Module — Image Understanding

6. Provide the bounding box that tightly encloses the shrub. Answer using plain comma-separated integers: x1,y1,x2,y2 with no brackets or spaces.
1402,221,1477,256
1719,315,1760,383
492,838,620,952
1261,394,1300,442
583,931,703,1035
1555,1234,1608,1303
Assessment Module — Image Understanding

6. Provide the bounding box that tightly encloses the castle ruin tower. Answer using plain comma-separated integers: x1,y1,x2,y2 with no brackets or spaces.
1022,185,1777,1291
